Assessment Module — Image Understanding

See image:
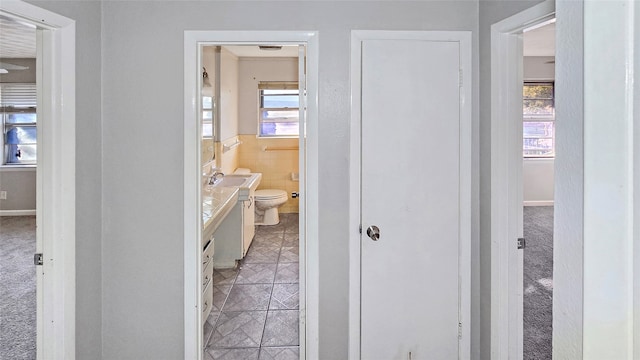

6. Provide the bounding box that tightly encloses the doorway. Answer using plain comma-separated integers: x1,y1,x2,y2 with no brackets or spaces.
0,1,76,359
202,44,302,358
522,21,555,359
183,31,319,360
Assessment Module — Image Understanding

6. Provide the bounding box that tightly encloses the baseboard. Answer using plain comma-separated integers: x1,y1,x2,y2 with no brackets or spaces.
0,209,36,216
213,260,237,269
523,201,554,207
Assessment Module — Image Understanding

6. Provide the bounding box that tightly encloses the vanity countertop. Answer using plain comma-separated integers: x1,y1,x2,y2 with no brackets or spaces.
202,185,239,233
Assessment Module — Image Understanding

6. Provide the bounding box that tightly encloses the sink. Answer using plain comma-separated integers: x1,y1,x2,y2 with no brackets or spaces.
214,176,248,187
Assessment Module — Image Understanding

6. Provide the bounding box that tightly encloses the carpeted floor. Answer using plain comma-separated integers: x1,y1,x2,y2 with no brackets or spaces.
0,216,36,360
523,206,553,360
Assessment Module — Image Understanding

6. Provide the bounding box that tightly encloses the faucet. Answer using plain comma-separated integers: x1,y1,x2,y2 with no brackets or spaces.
208,168,224,185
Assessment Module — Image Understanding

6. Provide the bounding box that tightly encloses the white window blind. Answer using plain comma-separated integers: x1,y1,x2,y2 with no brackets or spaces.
0,83,37,108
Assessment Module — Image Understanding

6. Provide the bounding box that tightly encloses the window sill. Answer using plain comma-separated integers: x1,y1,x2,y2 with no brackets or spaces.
523,157,555,161
0,165,37,172
257,135,299,139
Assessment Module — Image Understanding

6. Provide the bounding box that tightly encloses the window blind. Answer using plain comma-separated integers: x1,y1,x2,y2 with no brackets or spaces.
258,81,298,90
0,83,37,108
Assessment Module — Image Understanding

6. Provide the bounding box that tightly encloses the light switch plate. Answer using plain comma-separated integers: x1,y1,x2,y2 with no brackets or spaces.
0,191,6,200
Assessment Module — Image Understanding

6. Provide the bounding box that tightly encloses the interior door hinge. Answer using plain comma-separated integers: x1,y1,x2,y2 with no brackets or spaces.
459,69,463,87
458,322,462,339
517,237,526,250
34,253,43,266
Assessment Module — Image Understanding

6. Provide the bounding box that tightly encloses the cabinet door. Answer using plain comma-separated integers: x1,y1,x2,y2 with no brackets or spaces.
243,196,255,255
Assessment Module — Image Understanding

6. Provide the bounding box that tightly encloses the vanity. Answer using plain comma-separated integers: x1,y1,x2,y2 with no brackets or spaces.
208,173,262,268
201,184,238,322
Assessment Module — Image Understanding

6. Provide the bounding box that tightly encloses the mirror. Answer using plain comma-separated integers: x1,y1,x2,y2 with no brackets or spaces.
201,47,217,168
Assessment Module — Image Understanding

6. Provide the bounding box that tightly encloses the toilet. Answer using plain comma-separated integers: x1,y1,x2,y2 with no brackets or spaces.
234,168,288,226
254,189,288,225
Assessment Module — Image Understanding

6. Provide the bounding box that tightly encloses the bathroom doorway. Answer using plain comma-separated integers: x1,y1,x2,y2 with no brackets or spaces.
183,31,319,360
202,44,302,358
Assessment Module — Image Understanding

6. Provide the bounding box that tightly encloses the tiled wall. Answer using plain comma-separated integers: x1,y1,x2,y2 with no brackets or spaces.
237,135,299,213
217,135,240,175
202,138,214,167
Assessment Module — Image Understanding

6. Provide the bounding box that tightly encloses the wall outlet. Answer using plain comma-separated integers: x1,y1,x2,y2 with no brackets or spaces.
0,191,6,200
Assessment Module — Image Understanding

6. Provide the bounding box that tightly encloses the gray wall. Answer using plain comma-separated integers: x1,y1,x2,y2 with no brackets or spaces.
25,1,103,359
478,0,545,358
0,169,35,211
0,58,36,83
0,58,36,212
100,1,478,359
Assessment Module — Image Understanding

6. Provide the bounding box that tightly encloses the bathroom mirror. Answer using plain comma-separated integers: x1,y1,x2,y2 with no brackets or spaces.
201,47,217,168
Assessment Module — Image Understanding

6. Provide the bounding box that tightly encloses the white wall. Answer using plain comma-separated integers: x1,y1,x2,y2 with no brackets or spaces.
100,2,479,359
24,1,103,358
523,56,555,205
523,55,554,80
219,47,238,141
238,57,298,135
523,158,554,205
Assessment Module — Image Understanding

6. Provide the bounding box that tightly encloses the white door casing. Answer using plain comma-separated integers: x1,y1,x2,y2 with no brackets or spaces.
490,1,555,358
349,31,472,359
183,31,319,360
0,1,76,359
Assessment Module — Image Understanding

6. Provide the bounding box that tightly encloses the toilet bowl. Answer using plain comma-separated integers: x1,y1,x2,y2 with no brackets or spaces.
254,189,288,225
234,168,287,226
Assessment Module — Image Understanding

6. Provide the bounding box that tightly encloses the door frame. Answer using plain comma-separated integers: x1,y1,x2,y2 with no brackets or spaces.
0,1,76,359
183,30,319,360
489,1,555,358
348,30,472,359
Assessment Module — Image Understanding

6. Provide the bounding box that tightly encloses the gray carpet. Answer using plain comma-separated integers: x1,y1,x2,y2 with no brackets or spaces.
0,216,36,360
523,206,553,360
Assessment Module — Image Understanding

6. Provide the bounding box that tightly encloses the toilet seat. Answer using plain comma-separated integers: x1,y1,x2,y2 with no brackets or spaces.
255,189,287,200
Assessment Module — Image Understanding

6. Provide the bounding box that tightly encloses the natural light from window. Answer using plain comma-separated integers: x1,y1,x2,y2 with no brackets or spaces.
523,82,555,158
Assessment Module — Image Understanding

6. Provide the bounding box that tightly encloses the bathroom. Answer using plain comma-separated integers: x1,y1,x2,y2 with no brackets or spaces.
200,44,302,359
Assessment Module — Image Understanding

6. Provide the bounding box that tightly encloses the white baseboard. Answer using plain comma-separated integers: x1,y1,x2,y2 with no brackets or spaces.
523,200,554,207
0,209,36,216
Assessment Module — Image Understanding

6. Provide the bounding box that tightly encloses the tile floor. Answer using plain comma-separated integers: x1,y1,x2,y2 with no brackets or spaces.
204,213,299,360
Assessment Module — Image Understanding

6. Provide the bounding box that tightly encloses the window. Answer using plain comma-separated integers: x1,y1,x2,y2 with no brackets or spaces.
258,82,299,137
523,82,555,157
202,95,213,138
1,84,37,165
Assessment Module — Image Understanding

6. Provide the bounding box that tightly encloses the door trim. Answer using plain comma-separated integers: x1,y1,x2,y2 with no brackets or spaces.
489,1,555,359
183,30,319,360
0,1,76,359
349,30,472,359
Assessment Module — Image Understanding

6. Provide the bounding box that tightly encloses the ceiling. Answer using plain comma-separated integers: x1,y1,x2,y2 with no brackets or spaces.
523,22,555,57
0,15,36,58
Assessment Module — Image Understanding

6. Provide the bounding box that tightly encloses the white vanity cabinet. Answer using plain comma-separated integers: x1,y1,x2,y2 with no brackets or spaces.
201,236,214,323
211,173,261,268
